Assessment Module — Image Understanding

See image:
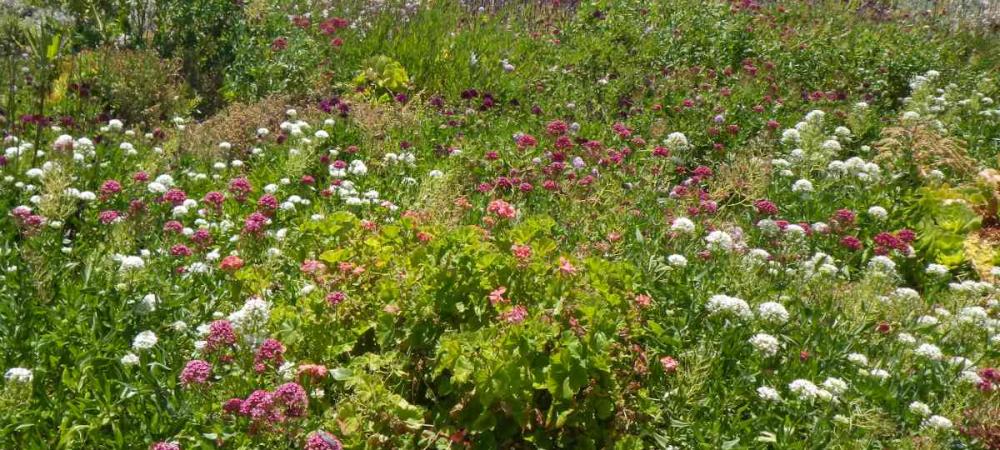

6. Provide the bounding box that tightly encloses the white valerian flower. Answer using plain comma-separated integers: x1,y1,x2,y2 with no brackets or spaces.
909,401,932,416
757,386,782,402
4,367,33,383
746,248,772,265
228,297,271,333
136,293,157,313
957,306,989,325
921,415,953,430
132,331,158,351
784,224,807,240
892,287,921,303
120,353,140,366
867,206,888,220
789,379,823,400
706,295,753,320
667,254,688,267
822,377,848,395
670,217,696,233
278,361,297,381
781,128,801,144
925,264,950,277
53,134,74,151
869,368,890,380
914,343,943,360
820,139,842,153
665,132,689,150
119,255,145,272
897,333,917,345
791,178,814,193
705,230,736,252
847,353,869,367
349,160,368,176
756,302,789,325
805,109,826,122
867,256,897,276
749,333,781,357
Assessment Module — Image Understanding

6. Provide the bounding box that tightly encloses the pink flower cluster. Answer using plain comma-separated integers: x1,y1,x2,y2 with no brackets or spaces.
225,382,309,430
253,339,286,373
304,431,343,450
180,360,212,386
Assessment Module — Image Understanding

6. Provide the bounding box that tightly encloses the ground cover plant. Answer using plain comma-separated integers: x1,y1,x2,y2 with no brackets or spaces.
1,0,999,448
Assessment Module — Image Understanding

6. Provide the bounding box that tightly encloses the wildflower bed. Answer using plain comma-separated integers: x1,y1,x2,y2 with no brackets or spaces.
1,0,999,449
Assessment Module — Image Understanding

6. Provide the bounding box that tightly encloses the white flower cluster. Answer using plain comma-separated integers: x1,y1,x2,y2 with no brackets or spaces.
827,157,881,182
706,295,753,321
228,296,272,341
132,330,158,351
749,333,781,357
788,379,834,402
756,302,789,325
705,230,737,252
664,132,689,150
670,217,696,233
4,367,33,383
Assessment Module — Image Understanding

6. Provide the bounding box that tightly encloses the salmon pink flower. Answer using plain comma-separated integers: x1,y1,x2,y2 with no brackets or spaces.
558,257,577,275
220,255,244,272
660,356,678,374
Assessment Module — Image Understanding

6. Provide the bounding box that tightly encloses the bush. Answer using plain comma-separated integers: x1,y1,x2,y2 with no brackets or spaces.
75,47,194,125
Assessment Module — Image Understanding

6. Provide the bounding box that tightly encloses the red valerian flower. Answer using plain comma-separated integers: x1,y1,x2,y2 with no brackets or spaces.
219,255,244,272
660,356,678,374
180,360,212,386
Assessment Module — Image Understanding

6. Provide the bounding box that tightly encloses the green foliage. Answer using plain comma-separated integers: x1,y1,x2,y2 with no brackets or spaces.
1,1,1000,449
353,56,411,96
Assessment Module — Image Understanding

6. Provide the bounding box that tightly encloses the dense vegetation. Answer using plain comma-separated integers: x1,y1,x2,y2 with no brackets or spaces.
1,0,999,448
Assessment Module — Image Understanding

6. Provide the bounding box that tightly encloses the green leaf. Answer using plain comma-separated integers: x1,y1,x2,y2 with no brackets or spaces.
330,367,353,381
319,249,348,264
46,34,61,60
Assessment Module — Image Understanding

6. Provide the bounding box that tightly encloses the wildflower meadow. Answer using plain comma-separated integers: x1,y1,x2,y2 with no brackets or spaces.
1,0,999,449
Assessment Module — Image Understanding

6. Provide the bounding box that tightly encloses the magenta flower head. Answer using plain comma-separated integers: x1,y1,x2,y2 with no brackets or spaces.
163,220,183,233
754,199,779,216
150,443,180,450
206,320,237,352
100,179,122,198
162,188,187,206
222,398,244,415
832,208,856,227
203,191,225,209
170,244,193,257
326,291,346,307
240,390,280,422
228,177,253,202
98,210,122,224
305,431,343,450
180,360,212,386
500,305,528,324
840,235,862,251
515,134,537,149
546,120,569,136
257,194,278,210
273,382,309,418
253,339,286,373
